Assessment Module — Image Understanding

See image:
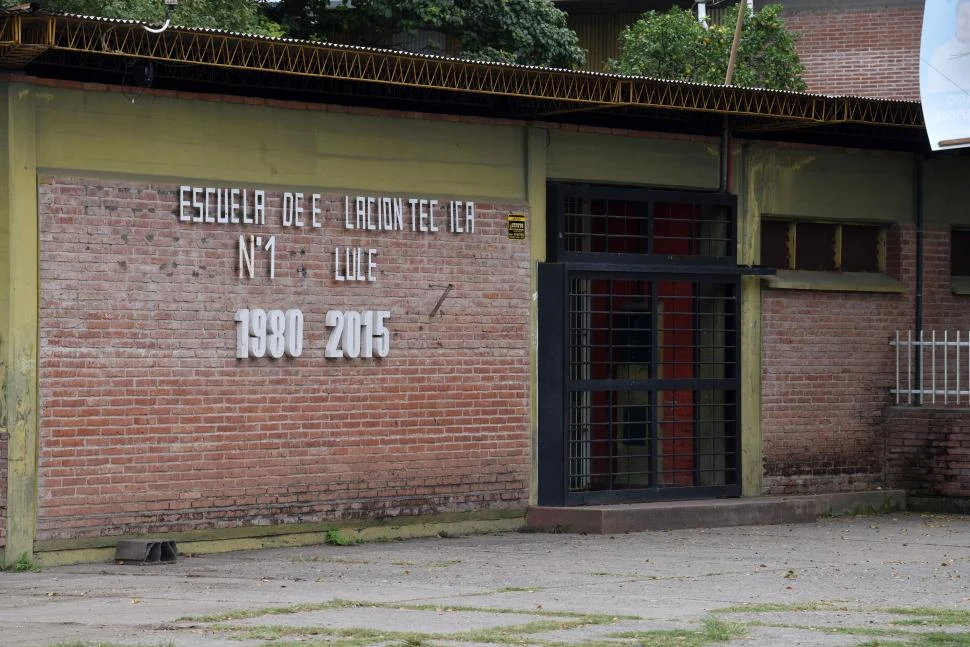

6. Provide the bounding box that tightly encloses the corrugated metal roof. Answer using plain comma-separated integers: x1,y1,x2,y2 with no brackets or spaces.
0,9,928,151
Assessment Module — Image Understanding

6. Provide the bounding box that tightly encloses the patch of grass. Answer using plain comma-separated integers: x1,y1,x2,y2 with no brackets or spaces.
858,633,970,647
715,604,970,646
422,605,627,621
179,601,340,623
715,600,845,614
743,620,902,638
609,616,746,646
915,635,970,646
6,552,42,573
608,628,729,647
217,615,616,646
325,529,354,546
701,615,746,642
255,641,372,647
497,585,542,593
294,554,370,565
244,639,377,647
268,642,371,647
180,598,635,624
200,601,970,647
217,623,429,642
401,638,431,647
668,604,970,647
886,607,970,626
826,626,901,637
400,637,430,647
611,616,746,646
195,600,633,647
462,617,616,642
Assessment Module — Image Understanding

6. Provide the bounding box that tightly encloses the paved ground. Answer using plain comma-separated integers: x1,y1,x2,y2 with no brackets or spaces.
1,512,970,646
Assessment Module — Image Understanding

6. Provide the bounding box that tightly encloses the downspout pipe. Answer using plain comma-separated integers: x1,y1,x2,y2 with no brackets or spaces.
720,116,730,193
915,155,925,405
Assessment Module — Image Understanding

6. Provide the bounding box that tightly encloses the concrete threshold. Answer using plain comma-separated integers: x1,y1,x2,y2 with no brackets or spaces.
526,489,906,534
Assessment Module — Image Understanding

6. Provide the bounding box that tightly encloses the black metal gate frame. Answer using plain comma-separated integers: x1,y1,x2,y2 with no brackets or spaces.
538,182,743,506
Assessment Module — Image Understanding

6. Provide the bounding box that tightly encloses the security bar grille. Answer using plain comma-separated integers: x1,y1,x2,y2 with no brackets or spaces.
561,198,733,259
538,183,742,505
891,330,970,406
551,185,738,266
564,274,739,499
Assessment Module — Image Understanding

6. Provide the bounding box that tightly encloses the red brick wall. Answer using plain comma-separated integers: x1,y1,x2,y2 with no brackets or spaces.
763,222,970,496
922,225,970,331
891,225,970,409
37,177,531,541
784,6,921,100
886,407,970,496
761,225,916,494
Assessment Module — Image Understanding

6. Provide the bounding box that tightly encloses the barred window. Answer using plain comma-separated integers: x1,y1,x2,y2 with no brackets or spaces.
550,184,736,264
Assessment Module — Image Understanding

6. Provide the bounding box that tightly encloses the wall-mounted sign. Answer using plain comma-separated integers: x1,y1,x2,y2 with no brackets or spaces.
920,0,970,151
507,213,526,240
177,185,482,360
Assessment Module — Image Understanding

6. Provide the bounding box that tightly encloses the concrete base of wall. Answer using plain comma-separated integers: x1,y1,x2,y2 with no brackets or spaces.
25,491,920,565
31,511,528,567
907,496,970,515
526,490,907,534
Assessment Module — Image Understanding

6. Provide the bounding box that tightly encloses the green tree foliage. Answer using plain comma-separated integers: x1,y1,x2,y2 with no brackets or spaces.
270,0,586,68
13,0,584,68
458,0,586,68
608,4,805,91
23,0,283,36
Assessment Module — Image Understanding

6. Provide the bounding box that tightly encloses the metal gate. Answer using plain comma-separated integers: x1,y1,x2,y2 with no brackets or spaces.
538,183,741,505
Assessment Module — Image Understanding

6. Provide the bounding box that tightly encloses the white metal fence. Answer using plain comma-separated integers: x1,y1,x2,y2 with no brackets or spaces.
891,331,970,405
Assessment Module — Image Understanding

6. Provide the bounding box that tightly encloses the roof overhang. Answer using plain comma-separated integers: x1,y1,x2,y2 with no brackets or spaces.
0,10,930,153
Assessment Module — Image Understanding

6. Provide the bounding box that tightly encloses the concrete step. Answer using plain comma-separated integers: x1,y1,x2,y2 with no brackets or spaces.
526,489,906,534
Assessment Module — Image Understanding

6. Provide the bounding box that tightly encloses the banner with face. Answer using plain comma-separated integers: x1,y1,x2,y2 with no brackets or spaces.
921,0,970,150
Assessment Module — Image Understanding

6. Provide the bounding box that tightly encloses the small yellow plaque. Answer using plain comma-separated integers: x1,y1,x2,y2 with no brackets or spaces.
507,213,526,240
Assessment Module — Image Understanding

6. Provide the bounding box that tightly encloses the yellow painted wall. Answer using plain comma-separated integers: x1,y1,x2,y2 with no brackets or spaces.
526,127,547,506
33,87,527,200
744,144,914,224
0,90,8,556
0,87,9,391
547,130,720,190
31,86,734,202
923,156,970,226
733,144,763,497
1,82,40,565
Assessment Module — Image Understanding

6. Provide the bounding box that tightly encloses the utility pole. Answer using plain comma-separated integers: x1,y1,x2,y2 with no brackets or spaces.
724,0,747,86
720,0,749,193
